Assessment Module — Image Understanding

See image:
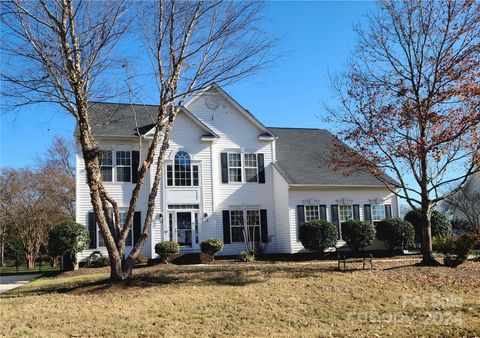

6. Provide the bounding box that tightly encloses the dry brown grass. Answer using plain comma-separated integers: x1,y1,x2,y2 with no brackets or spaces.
1,259,479,337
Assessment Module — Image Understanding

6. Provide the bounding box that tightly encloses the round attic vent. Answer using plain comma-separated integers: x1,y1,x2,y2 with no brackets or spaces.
205,96,220,110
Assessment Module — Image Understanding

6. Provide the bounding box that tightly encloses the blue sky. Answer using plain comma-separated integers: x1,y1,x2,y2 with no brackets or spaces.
0,1,376,169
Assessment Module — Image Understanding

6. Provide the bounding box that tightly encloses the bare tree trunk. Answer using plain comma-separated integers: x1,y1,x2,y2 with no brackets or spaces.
26,253,35,269
420,208,439,266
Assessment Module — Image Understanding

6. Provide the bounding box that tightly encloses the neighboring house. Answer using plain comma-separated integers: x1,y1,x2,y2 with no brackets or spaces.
75,85,399,260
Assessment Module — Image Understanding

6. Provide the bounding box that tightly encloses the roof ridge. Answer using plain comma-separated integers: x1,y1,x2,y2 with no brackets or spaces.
267,126,328,131
88,101,160,107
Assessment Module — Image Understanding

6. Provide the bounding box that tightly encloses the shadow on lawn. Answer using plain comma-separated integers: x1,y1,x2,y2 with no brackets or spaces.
5,263,340,296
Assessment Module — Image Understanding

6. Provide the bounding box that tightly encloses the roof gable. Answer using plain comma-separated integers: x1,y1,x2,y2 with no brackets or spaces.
184,84,274,137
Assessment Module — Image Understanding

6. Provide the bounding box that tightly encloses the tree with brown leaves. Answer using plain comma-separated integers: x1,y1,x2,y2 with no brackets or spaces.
329,0,479,265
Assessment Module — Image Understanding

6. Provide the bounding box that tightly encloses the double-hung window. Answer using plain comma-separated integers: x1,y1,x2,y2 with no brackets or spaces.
246,210,261,242
116,151,131,182
228,153,242,182
244,154,258,182
339,205,353,225
230,210,261,243
305,205,319,222
230,210,244,242
371,204,385,223
99,150,113,182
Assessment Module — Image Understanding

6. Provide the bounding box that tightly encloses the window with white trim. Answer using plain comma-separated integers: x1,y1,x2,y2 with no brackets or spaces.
371,204,385,222
246,210,261,242
244,154,258,182
166,151,199,187
230,210,244,242
116,151,131,182
118,212,133,246
230,209,261,243
305,205,319,222
339,205,353,224
228,153,242,182
99,150,113,182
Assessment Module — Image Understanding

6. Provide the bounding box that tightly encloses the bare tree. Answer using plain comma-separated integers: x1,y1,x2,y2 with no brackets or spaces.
328,0,479,265
37,136,76,219
1,0,276,280
0,169,67,268
443,177,480,232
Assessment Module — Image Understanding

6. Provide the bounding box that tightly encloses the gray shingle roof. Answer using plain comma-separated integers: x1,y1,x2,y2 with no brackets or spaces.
75,102,218,137
268,127,398,187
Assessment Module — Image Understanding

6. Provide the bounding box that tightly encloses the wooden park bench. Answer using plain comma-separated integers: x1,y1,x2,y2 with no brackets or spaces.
337,253,373,270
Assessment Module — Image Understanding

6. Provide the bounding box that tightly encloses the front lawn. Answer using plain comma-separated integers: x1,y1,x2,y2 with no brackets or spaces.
1,259,479,337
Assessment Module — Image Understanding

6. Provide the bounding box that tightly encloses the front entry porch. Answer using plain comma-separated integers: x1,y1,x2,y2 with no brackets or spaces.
167,205,201,252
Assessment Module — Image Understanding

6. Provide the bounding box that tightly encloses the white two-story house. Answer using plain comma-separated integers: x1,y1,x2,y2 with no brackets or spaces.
75,84,399,260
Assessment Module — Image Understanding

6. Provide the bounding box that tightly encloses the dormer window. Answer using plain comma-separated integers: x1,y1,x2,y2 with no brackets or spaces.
166,151,199,187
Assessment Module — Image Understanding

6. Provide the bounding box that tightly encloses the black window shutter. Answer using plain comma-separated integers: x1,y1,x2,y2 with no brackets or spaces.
385,205,392,219
222,210,231,244
133,212,141,245
297,205,305,240
319,205,327,221
88,212,96,249
353,205,360,220
331,205,340,238
131,151,140,183
221,153,228,183
364,204,372,223
260,209,268,243
257,153,265,184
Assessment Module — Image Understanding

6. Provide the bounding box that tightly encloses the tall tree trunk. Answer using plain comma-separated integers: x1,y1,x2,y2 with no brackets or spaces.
420,208,439,266
26,254,35,269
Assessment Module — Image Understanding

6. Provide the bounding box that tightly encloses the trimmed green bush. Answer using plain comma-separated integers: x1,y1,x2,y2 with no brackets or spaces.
342,220,375,252
376,218,415,252
155,241,180,263
200,238,224,257
48,220,90,268
433,233,479,267
404,209,452,242
299,220,338,254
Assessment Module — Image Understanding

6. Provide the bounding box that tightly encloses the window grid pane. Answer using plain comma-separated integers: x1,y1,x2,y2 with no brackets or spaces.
230,210,244,243
99,150,113,182
339,205,353,222
372,204,385,221
228,153,242,182
116,151,131,182
174,151,192,186
305,206,319,222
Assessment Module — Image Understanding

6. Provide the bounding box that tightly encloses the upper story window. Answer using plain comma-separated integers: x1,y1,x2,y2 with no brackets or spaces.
228,153,242,182
116,151,131,182
99,151,113,182
98,150,137,183
166,151,199,187
244,154,258,182
221,152,265,184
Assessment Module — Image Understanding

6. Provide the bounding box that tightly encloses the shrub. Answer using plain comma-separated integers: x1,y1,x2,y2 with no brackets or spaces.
200,238,224,257
155,241,179,263
134,253,148,265
376,218,415,252
239,250,255,262
48,220,90,268
342,220,375,253
433,233,479,267
299,220,338,254
404,209,452,242
98,256,110,267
